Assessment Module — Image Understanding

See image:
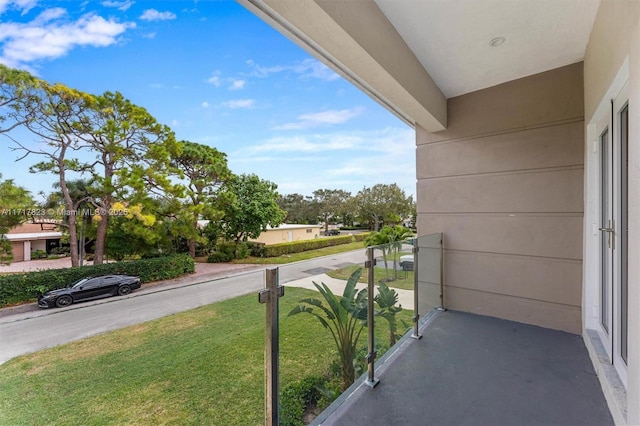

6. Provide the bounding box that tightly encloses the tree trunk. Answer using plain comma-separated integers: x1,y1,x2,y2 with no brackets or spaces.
58,166,79,267
188,239,196,258
93,206,109,264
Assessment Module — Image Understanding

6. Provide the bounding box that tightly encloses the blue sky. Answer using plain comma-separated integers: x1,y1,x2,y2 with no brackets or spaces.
0,0,414,202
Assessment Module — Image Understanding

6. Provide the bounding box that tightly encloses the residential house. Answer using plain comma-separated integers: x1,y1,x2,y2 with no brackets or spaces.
249,224,322,245
5,222,62,262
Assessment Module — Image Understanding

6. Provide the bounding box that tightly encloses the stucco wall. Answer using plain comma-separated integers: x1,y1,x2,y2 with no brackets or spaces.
417,63,584,334
249,226,321,245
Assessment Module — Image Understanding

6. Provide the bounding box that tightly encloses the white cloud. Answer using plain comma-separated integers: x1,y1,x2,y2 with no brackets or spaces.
229,79,245,90
237,127,413,157
245,58,339,81
221,99,255,109
0,0,37,15
201,101,209,108
206,70,221,86
140,9,176,21
273,108,363,130
102,1,133,11
294,58,340,81
0,11,135,68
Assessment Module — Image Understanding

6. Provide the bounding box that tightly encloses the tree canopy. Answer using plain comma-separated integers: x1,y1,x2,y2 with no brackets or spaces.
168,141,231,257
0,175,34,263
218,173,286,256
356,183,413,231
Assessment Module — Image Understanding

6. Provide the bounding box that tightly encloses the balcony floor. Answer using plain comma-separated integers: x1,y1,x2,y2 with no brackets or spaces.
315,310,614,426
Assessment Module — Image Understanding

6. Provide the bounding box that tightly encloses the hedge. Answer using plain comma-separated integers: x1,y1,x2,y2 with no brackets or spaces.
263,233,370,257
0,254,195,307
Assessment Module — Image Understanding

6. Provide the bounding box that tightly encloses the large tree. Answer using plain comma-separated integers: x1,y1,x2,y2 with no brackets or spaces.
74,91,180,264
169,141,231,257
0,175,34,263
9,82,94,267
218,173,286,257
312,189,351,233
277,193,318,224
356,183,413,231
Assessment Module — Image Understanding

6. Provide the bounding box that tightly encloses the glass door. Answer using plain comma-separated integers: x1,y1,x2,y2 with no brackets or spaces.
598,83,629,387
612,85,628,385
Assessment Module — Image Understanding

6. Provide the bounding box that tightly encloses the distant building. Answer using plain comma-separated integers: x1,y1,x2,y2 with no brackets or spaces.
5,222,63,262
249,224,322,245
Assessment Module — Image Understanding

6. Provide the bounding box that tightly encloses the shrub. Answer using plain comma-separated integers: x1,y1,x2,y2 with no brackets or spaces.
31,250,47,259
50,247,70,256
245,241,266,257
280,375,327,426
207,251,232,263
0,254,195,307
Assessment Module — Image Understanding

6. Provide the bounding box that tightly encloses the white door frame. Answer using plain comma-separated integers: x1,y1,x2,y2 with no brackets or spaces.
584,58,629,388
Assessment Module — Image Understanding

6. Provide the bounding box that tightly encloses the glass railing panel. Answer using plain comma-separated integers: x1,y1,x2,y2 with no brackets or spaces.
276,247,371,425
370,241,414,351
416,233,443,324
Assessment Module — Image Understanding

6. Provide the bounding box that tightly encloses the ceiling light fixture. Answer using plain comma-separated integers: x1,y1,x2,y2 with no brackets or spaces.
489,36,506,47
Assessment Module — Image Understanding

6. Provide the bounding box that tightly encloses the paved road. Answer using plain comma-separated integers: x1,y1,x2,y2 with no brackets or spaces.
0,249,367,365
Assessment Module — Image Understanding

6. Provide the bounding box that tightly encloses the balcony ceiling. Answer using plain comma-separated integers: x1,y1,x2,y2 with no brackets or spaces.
374,0,601,98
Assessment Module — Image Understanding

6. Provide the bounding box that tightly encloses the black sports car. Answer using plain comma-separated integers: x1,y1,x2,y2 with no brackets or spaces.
37,275,142,308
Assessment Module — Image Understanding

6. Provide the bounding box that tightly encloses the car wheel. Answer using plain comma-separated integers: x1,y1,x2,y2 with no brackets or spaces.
118,285,132,296
55,295,73,308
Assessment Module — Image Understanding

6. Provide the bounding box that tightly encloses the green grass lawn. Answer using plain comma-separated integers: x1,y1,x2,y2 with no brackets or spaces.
326,265,415,291
0,287,411,425
230,241,365,264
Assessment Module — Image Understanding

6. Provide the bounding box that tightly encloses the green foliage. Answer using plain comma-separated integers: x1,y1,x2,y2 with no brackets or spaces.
313,189,351,232
356,183,413,231
168,141,230,257
30,250,47,260
280,375,329,426
245,241,266,257
206,251,232,263
374,281,404,346
218,173,286,257
288,269,368,391
0,254,194,307
277,193,319,224
0,175,35,264
365,225,413,280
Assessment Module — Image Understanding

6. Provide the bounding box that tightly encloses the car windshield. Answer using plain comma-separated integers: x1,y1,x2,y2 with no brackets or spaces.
69,278,90,288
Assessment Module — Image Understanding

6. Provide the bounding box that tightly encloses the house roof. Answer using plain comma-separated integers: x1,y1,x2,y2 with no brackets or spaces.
264,224,322,231
4,222,63,241
4,232,62,241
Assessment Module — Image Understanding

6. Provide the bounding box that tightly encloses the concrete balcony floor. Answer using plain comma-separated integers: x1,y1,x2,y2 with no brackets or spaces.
314,310,614,426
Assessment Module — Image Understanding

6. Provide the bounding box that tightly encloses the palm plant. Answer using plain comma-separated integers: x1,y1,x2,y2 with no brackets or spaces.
365,225,414,281
288,268,368,391
364,231,391,280
374,280,404,346
385,225,414,279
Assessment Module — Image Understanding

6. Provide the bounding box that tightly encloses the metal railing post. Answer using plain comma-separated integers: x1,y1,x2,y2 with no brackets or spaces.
258,268,284,426
411,240,422,339
365,247,379,388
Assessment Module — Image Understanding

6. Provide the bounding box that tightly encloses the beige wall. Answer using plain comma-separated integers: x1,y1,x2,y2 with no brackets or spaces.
10,241,24,262
249,227,321,245
417,63,584,334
